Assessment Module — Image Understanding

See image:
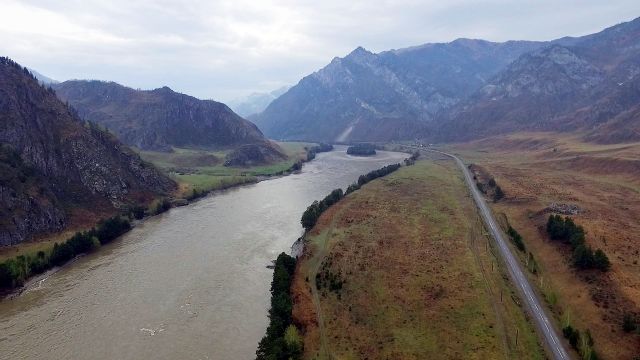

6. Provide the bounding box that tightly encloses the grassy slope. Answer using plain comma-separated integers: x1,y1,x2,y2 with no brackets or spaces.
138,142,313,196
448,132,640,359
292,157,544,359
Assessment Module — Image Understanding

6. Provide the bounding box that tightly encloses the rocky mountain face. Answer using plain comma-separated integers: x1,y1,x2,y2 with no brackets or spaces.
253,17,640,144
28,68,59,85
437,17,640,143
252,40,544,142
53,80,266,151
229,86,289,118
0,58,175,245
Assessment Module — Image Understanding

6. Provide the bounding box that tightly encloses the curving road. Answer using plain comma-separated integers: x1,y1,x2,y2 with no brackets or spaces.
424,149,571,360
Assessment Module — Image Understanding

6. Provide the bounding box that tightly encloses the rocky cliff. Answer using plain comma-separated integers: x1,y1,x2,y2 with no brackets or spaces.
437,17,640,142
53,80,266,151
0,58,175,245
251,40,543,142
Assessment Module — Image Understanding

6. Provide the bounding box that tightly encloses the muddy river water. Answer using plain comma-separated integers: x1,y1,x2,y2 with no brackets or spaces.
0,147,407,360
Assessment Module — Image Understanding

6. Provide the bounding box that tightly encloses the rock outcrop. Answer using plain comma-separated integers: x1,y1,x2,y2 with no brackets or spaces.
224,142,287,167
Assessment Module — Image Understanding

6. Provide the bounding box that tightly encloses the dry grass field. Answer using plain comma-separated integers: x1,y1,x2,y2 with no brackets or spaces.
292,158,545,359
448,132,640,359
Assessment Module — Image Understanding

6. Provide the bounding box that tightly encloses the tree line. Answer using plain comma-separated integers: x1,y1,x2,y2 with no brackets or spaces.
301,189,344,230
256,252,302,360
0,216,132,290
546,215,610,271
301,163,402,231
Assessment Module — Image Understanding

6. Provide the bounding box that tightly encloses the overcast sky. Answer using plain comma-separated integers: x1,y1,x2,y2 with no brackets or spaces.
1,0,638,102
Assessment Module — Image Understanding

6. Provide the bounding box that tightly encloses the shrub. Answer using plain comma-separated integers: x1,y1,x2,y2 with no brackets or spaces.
94,216,131,245
623,313,637,333
153,198,172,215
507,226,526,252
129,205,146,220
563,325,580,349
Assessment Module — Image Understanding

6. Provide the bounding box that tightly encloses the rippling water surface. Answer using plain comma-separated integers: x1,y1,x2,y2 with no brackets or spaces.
0,147,407,360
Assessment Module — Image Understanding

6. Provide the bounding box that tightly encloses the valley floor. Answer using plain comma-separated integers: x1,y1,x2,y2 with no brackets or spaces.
292,156,545,359
138,141,313,197
449,132,640,359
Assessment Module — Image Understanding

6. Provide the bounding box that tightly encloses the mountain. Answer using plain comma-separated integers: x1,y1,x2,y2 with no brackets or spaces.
28,68,59,85
437,17,640,143
252,40,544,142
252,17,640,144
230,86,289,117
53,80,267,151
0,58,175,245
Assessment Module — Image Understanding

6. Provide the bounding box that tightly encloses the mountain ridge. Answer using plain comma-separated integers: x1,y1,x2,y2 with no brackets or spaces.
253,17,640,144
54,80,267,151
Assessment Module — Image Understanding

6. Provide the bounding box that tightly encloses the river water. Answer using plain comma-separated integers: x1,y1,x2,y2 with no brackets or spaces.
0,147,407,360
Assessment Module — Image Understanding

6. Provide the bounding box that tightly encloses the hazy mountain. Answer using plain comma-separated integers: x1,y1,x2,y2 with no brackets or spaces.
252,40,544,142
53,80,267,151
230,86,289,117
438,17,640,143
27,68,59,85
0,58,175,245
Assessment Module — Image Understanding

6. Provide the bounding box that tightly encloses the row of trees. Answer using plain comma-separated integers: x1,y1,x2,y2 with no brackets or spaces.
0,216,132,290
546,215,610,271
256,252,302,360
301,189,344,230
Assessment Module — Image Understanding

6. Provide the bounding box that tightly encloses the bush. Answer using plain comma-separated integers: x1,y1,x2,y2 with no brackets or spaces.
623,313,637,333
507,226,526,252
563,325,580,349
94,216,131,245
129,205,146,220
593,249,610,272
153,198,172,215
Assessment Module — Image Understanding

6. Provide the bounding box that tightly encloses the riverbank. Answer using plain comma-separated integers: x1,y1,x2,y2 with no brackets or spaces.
0,142,330,298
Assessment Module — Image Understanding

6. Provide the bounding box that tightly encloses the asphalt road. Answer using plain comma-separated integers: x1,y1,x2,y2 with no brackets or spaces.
426,149,572,360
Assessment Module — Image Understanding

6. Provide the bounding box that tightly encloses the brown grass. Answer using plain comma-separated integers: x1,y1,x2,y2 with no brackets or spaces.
448,132,640,359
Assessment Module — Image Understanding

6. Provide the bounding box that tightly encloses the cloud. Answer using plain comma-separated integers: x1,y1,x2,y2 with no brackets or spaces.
1,0,638,102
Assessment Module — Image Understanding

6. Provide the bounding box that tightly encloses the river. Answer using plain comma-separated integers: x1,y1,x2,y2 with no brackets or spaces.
0,147,407,360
